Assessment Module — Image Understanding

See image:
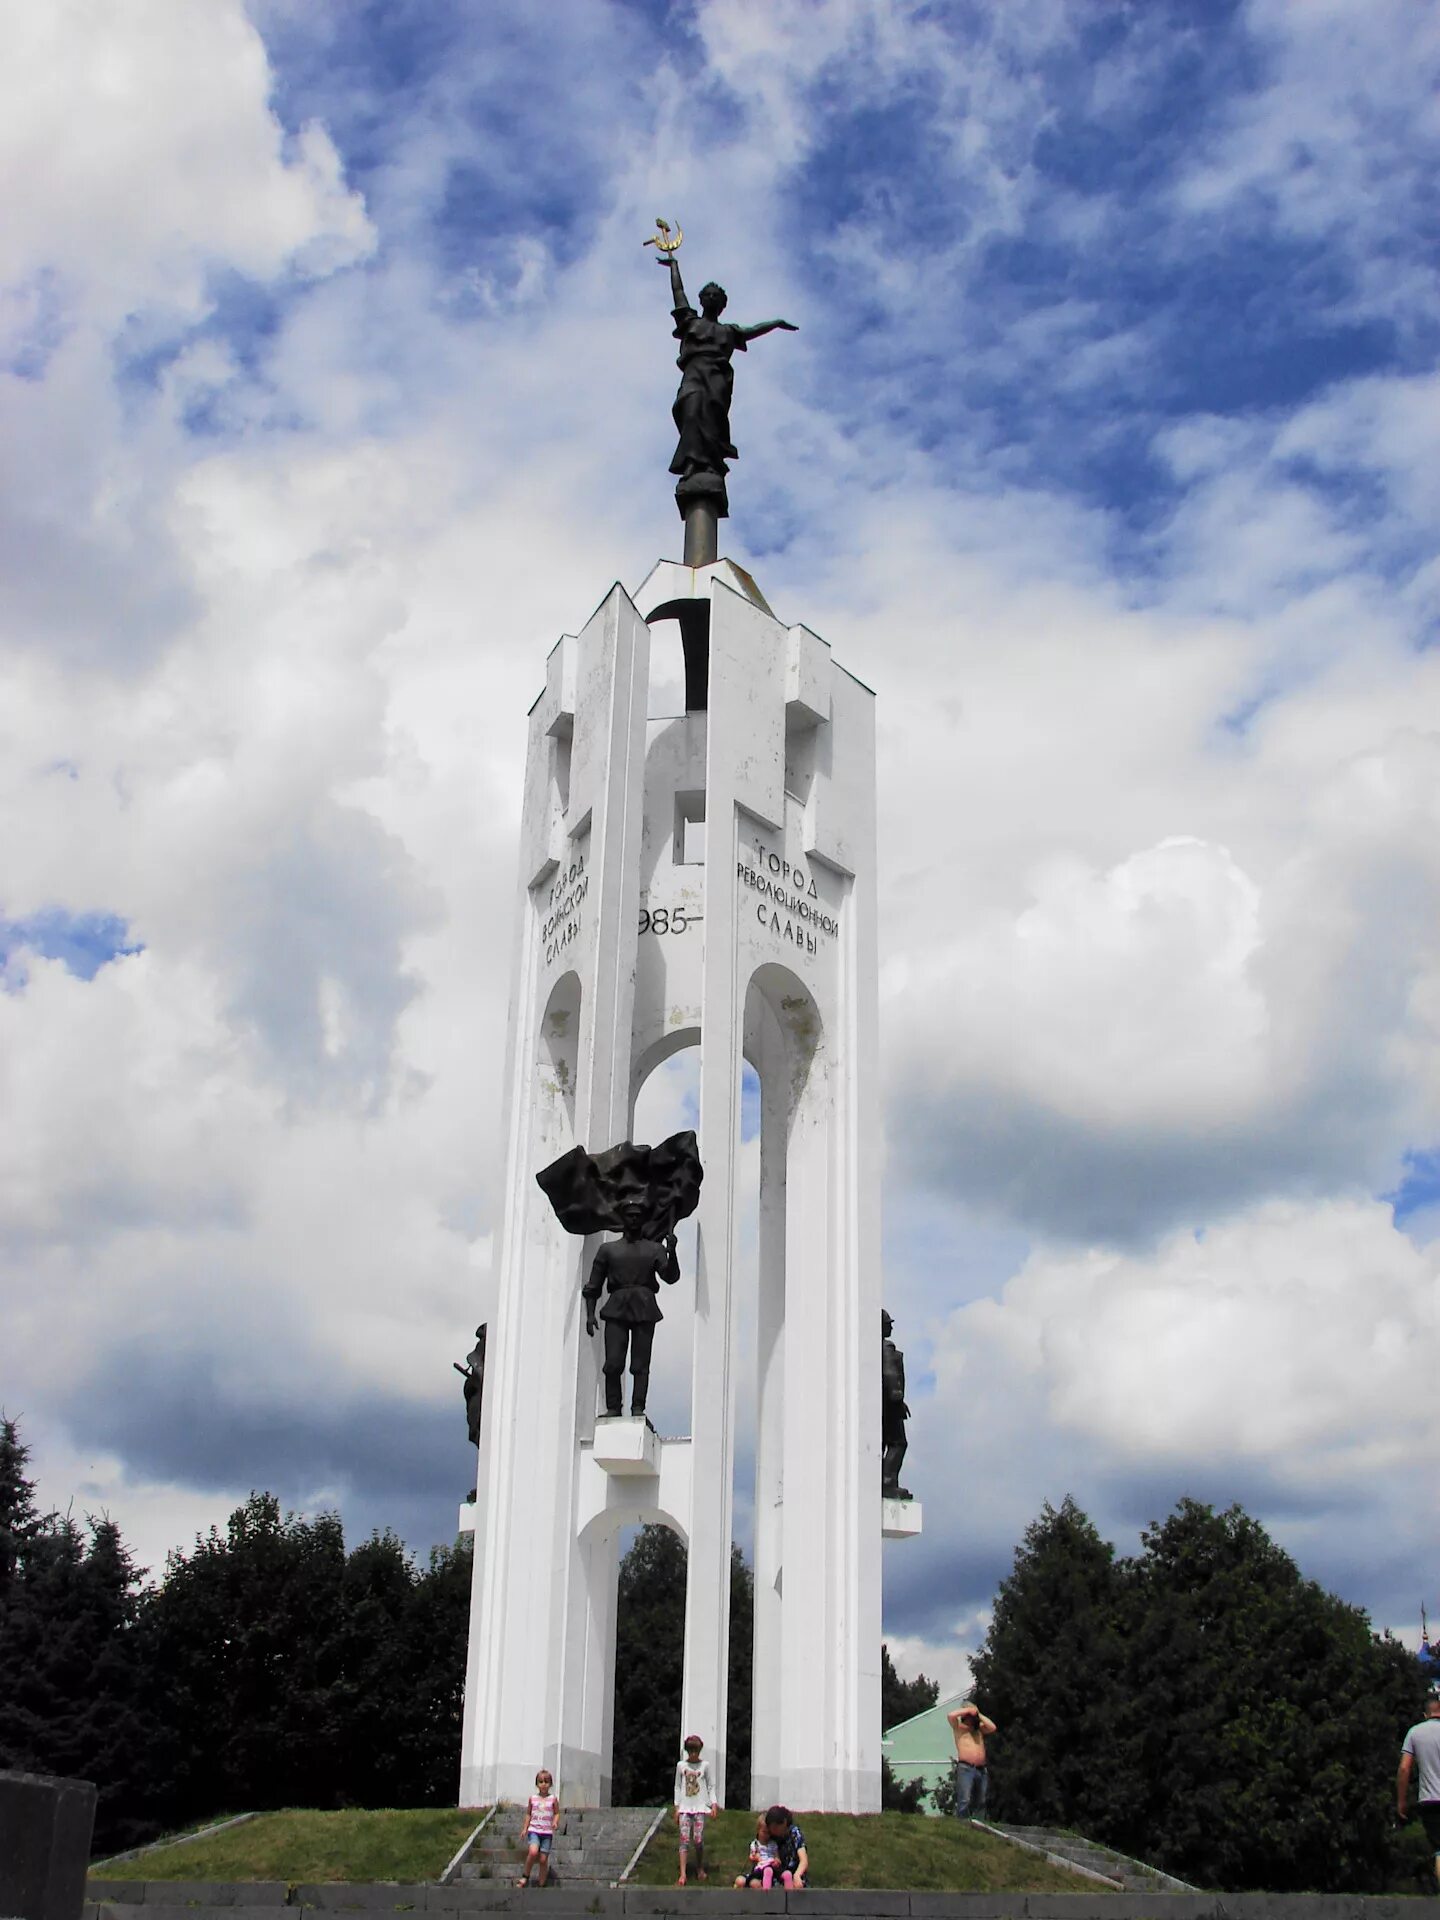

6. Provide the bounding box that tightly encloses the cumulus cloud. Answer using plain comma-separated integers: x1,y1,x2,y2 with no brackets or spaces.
880,1195,1438,1673
965,1199,1437,1474
0,0,371,327
888,836,1269,1130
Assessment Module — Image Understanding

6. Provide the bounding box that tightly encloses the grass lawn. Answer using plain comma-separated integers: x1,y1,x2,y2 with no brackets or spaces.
94,1808,486,1883
628,1811,1092,1892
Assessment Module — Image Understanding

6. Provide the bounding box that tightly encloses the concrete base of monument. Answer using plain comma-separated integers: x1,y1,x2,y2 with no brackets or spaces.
460,1740,609,1812
590,1414,661,1475
882,1496,923,1539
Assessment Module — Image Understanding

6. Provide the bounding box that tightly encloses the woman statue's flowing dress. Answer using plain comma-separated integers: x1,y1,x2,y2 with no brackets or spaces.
669,305,747,479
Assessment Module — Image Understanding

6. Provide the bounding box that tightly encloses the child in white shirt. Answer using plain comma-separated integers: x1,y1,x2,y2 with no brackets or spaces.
672,1733,719,1885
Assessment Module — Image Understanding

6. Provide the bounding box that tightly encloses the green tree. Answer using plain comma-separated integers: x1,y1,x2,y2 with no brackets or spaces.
141,1492,349,1822
611,1527,754,1806
0,1431,475,1840
612,1525,688,1805
970,1495,1130,1834
725,1544,754,1808
880,1645,939,1812
334,1529,427,1807
1110,1499,1419,1893
973,1493,1423,1893
0,1416,45,1595
0,1485,157,1851
881,1642,939,1729
334,1529,473,1808
405,1538,473,1804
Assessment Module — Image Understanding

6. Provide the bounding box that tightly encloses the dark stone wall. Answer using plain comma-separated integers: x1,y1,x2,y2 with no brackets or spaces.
0,1770,98,1920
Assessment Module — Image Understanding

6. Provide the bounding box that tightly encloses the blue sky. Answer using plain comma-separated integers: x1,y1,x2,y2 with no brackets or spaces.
1,0,1437,1697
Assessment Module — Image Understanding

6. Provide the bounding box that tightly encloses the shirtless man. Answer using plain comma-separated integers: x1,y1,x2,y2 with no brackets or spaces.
948,1700,997,1820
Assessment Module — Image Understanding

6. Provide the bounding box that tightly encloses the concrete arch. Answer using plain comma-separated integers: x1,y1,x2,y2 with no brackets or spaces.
537,968,581,1146
578,1500,690,1555
629,1022,701,1112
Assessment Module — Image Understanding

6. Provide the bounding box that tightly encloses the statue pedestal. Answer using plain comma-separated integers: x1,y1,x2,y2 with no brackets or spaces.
590,1415,660,1476
882,1497,923,1539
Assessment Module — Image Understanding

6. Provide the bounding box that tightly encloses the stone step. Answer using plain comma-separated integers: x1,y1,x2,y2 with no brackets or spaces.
460,1807,660,1887
981,1822,1197,1894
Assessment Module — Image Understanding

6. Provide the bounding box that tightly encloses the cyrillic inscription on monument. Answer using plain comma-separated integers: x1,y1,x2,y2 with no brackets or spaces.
737,834,839,955
540,853,588,967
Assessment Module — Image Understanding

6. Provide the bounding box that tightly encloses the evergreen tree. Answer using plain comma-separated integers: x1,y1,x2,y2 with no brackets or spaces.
405,1538,472,1804
141,1492,349,1822
726,1544,754,1808
0,1476,156,1852
972,1493,1423,1893
612,1524,687,1804
881,1756,930,1813
1110,1499,1418,1893
880,1646,939,1813
67,1518,159,1852
881,1642,939,1729
0,1416,45,1595
611,1528,756,1806
970,1495,1129,1833
334,1529,426,1807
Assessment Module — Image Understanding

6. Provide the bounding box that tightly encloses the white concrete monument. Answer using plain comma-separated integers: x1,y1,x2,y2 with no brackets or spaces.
459,548,914,1812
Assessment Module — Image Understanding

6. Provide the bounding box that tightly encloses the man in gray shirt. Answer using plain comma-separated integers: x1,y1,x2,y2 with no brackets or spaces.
1398,1693,1440,1893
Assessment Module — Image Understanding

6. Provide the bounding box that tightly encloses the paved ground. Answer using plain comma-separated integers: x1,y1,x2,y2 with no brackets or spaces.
85,1884,1430,1918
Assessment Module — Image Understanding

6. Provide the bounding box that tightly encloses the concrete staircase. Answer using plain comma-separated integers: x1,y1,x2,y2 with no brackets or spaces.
460,1805,662,1887
979,1821,1198,1893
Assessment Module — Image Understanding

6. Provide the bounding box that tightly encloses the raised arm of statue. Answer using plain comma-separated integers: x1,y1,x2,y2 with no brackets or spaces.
658,1230,680,1286
661,250,689,313
736,318,799,342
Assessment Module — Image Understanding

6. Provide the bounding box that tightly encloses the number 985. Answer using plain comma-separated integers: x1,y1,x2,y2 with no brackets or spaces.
639,906,687,935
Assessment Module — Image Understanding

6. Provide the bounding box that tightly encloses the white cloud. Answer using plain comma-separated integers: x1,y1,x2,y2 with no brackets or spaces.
0,0,372,330
887,836,1268,1129
883,1627,977,1707
968,1198,1438,1473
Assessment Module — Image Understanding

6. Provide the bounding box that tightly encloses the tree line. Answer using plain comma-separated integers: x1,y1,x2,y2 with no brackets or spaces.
969,1495,1422,1893
2,1414,1424,1890
0,1419,471,1853
0,1415,937,1852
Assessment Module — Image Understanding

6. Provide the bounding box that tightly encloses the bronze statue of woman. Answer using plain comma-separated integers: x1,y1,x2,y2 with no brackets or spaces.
651,224,796,528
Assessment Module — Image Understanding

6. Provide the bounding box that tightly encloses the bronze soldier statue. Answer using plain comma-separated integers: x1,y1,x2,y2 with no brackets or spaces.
882,1310,912,1500
583,1200,680,1418
455,1323,487,1448
534,1128,702,1418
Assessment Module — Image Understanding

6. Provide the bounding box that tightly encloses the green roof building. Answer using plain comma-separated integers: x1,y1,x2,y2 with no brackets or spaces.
882,1692,965,1814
